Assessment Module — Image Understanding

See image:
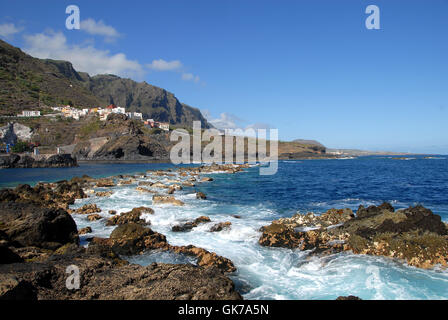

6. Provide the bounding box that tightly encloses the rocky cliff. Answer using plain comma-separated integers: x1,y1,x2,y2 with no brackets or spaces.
71,113,171,160
0,122,32,145
82,74,211,128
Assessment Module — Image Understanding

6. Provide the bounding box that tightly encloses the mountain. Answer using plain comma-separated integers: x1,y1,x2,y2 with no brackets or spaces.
0,39,211,128
278,140,330,159
0,39,333,161
82,74,210,128
0,40,103,113
292,139,325,148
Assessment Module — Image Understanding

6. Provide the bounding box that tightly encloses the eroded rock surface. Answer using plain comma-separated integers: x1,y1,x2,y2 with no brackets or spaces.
0,181,86,210
106,207,153,226
210,222,232,232
152,195,184,206
0,250,241,300
0,202,79,250
92,223,236,272
172,216,211,232
259,203,448,269
0,154,77,169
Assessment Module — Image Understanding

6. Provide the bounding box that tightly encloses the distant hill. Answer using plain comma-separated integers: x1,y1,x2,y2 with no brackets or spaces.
326,148,413,156
292,139,325,148
0,39,211,128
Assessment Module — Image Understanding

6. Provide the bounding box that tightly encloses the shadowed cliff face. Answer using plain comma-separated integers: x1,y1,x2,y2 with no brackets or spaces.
83,74,211,129
0,39,211,129
71,114,171,160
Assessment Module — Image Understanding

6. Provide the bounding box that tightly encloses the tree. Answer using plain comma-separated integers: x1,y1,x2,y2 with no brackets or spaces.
11,141,32,153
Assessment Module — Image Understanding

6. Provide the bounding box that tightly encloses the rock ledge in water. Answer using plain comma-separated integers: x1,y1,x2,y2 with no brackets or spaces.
259,203,448,269
0,154,77,168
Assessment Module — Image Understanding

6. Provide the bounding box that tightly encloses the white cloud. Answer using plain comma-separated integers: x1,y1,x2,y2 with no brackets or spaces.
80,18,121,41
203,112,244,130
182,72,200,83
203,111,272,136
0,23,23,39
147,59,183,71
23,31,144,79
147,60,202,84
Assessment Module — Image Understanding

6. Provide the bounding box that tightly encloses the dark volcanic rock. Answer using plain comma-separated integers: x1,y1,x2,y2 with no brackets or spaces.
0,154,77,168
259,223,305,249
196,192,207,200
0,202,79,250
0,154,20,167
44,154,78,167
0,275,37,300
259,203,448,269
209,222,232,232
345,204,447,238
74,203,101,215
0,218,240,300
336,295,362,300
92,223,168,255
172,216,211,232
0,243,23,264
172,222,197,232
92,223,235,273
105,207,153,226
356,202,395,218
0,252,241,300
0,181,86,210
78,227,92,235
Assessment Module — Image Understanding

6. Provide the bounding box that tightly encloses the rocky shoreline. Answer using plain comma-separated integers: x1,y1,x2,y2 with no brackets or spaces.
0,163,248,300
0,153,78,169
1,162,447,300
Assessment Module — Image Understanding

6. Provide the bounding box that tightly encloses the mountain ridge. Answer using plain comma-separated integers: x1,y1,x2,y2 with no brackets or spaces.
0,39,211,128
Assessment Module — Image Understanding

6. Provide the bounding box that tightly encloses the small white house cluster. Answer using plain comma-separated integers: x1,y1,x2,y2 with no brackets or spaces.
143,119,170,131
125,111,143,121
50,105,88,120
50,104,142,121
18,104,170,131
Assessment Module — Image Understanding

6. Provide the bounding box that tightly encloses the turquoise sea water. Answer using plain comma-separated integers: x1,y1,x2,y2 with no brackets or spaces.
1,155,448,299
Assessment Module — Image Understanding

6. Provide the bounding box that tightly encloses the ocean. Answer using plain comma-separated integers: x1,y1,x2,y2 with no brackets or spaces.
1,155,448,299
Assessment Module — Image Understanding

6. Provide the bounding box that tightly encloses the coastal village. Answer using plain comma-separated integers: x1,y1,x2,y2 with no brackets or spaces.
0,105,170,154
16,105,170,131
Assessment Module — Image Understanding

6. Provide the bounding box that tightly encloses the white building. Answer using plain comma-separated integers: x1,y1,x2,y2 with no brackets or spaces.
112,107,126,114
158,122,170,131
60,106,89,120
51,106,63,112
126,112,143,120
18,110,41,117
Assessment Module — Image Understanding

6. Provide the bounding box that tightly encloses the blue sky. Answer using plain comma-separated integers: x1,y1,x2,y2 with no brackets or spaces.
0,0,447,153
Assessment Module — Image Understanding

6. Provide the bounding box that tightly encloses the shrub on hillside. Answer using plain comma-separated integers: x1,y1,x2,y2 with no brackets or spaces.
11,141,33,153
